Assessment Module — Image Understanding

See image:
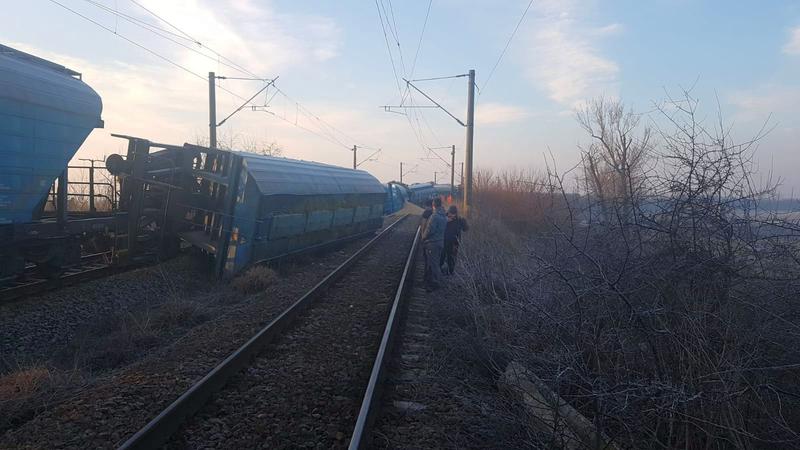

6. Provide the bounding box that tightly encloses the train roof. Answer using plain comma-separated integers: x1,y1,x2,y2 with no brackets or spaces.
236,152,385,196
0,44,82,78
407,182,435,191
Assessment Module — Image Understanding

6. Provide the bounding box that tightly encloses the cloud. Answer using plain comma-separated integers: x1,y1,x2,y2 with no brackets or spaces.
475,103,531,125
135,0,342,75
728,84,800,123
521,0,619,108
783,26,800,55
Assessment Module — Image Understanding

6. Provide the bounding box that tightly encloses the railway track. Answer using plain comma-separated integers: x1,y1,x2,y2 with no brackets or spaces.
118,214,420,449
0,251,117,302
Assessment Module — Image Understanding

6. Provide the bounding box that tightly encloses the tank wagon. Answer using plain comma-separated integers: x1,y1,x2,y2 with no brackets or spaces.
0,44,107,278
383,181,408,215
106,136,386,277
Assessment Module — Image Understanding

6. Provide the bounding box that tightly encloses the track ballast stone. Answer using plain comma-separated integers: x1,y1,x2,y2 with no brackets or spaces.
0,217,403,449
166,217,418,449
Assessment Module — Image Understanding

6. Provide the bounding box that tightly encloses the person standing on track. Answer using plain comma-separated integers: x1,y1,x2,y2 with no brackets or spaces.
440,205,468,275
422,197,446,292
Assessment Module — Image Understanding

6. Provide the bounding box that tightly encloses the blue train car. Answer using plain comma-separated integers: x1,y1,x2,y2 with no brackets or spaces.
383,182,408,215
0,44,103,224
107,137,386,277
407,182,437,206
223,153,386,275
0,44,106,279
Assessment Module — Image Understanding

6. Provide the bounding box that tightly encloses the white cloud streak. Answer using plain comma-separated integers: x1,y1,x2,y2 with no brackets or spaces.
475,102,531,125
521,0,619,107
782,26,800,55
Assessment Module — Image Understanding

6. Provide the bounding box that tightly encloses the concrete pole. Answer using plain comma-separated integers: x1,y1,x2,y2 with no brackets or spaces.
450,144,455,195
400,162,403,183
353,145,357,169
464,69,475,214
209,72,217,148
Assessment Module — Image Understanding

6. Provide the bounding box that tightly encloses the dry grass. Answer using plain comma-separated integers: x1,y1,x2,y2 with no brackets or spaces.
0,367,51,400
231,266,280,294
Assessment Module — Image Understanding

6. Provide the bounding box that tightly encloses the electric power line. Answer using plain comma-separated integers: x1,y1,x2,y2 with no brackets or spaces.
81,0,266,80
409,0,432,80
481,0,534,94
51,0,378,154
126,0,263,80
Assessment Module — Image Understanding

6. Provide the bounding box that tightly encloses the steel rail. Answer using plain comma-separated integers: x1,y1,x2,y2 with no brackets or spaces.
118,214,410,450
348,223,421,449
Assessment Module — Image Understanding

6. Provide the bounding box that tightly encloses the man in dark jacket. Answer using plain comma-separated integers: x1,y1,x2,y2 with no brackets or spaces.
440,205,468,274
423,197,446,291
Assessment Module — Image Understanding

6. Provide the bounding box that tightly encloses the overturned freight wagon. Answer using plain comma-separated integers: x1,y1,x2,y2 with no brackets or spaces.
106,135,386,277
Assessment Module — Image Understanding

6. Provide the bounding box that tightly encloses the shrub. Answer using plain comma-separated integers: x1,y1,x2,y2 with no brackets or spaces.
231,266,279,295
454,92,800,449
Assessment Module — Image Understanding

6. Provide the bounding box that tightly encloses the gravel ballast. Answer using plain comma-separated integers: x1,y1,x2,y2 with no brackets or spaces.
165,216,418,449
0,216,408,449
371,258,538,449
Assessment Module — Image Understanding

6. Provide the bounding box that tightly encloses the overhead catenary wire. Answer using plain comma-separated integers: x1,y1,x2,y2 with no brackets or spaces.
48,0,206,85
408,0,432,82
81,0,268,80
480,0,534,94
51,0,379,155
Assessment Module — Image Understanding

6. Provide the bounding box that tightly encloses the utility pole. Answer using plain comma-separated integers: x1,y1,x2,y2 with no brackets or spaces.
434,171,438,184
352,145,357,170
461,162,464,185
209,71,217,148
400,162,403,183
450,144,455,195
464,69,475,213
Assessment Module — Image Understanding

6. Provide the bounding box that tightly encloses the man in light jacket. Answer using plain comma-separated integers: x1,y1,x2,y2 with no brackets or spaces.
423,197,446,291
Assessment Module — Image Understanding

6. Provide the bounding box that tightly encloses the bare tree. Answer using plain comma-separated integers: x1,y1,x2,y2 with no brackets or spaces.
194,130,282,157
577,97,653,222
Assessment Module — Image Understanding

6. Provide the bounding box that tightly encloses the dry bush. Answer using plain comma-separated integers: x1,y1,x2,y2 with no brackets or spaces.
472,168,566,233
0,367,50,400
232,265,279,294
455,92,800,449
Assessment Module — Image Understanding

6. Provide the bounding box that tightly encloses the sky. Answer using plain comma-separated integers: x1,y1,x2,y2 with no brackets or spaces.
3,0,800,192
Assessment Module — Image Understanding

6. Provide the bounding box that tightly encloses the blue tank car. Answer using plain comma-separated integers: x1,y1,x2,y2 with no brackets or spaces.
0,44,103,224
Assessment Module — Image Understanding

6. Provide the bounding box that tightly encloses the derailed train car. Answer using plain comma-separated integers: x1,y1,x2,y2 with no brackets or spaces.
0,43,401,282
383,181,408,215
106,136,386,277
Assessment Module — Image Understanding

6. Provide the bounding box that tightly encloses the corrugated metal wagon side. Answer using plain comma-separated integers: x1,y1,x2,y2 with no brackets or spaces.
224,154,386,276
106,136,386,278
